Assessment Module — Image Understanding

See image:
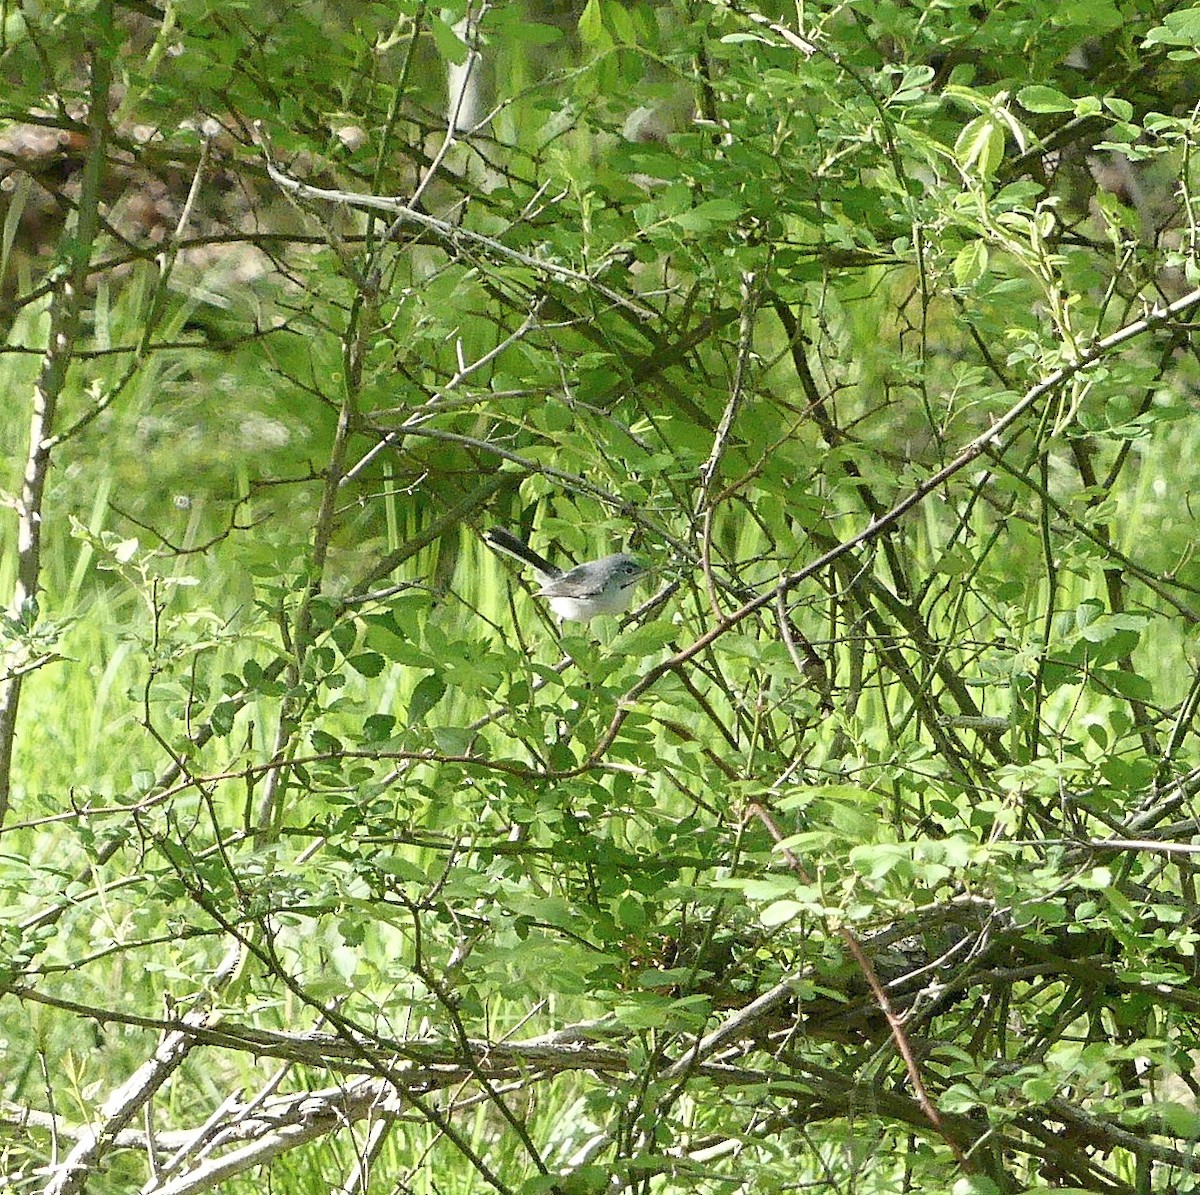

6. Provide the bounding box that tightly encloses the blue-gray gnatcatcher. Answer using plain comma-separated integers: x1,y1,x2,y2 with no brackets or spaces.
484,527,648,623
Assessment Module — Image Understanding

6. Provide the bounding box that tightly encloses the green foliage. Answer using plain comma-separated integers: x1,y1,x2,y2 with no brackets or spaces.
3,0,1200,1193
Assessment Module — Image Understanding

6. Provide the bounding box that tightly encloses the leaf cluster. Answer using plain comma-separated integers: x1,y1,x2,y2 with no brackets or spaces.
3,2,1200,1194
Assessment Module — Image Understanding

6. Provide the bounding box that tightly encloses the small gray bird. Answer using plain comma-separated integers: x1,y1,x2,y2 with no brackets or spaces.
484,527,647,623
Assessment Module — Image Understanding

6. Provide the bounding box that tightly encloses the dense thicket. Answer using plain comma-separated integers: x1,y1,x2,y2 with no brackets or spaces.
3,2,1200,1192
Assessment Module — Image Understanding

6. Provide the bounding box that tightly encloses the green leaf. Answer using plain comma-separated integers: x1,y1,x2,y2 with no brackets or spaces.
1095,668,1153,702
1021,1073,1059,1102
429,15,469,65
720,32,774,45
374,856,430,882
760,899,804,926
578,0,613,52
955,115,1005,178
1051,0,1124,32
608,623,677,655
1158,1100,1200,1135
361,714,395,742
407,673,447,725
849,843,913,881
777,783,879,812
888,64,934,104
311,729,342,754
432,726,475,755
1021,1190,1112,1195
131,770,157,795
523,1165,610,1195
1017,86,1075,113
347,652,386,677
952,241,989,286
1144,7,1200,46
330,621,357,655
952,1177,1003,1195
602,0,640,46
211,701,237,737
722,876,801,901
939,1083,981,1112
669,199,743,231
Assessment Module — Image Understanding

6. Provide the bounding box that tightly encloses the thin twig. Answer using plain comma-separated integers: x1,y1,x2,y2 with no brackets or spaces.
254,125,657,322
